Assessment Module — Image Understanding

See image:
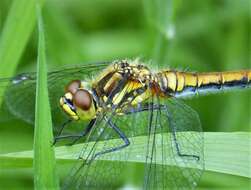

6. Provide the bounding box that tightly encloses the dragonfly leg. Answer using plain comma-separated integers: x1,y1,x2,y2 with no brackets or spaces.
53,119,72,141
53,119,96,146
172,131,200,161
163,105,200,161
126,104,200,161
89,117,130,163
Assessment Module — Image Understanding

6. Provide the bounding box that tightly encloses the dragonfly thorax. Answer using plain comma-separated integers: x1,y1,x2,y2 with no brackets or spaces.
60,80,97,121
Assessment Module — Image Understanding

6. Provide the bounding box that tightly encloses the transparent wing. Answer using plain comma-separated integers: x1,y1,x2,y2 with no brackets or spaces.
0,62,109,131
61,98,203,189
143,97,204,190
61,80,142,189
62,113,134,189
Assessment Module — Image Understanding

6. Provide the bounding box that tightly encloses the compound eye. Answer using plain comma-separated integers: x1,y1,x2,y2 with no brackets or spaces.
65,80,81,94
73,89,92,111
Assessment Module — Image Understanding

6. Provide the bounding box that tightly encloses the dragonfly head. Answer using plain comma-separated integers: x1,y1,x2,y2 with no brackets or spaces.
60,80,97,121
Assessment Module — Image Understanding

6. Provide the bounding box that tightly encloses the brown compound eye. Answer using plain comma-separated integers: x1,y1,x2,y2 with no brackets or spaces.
73,89,92,110
65,80,81,94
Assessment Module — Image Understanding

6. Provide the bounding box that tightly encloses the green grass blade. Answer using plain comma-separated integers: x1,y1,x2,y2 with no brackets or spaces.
204,132,250,178
33,3,59,189
1,132,250,178
0,0,44,103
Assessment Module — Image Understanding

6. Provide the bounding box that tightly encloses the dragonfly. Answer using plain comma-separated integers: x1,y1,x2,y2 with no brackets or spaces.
0,59,250,189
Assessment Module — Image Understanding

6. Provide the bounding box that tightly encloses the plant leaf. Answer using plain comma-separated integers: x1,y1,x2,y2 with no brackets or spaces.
1,132,250,178
33,2,59,189
0,0,44,103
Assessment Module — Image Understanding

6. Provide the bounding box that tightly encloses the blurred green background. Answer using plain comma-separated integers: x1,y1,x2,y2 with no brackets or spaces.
0,0,250,189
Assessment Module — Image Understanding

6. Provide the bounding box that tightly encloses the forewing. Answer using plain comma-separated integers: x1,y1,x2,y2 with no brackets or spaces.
61,79,144,189
60,96,204,190
61,111,140,190
0,63,108,130
143,97,204,190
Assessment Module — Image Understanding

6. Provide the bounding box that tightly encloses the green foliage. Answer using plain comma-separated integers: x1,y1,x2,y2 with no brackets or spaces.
33,3,59,189
1,132,250,178
0,0,39,103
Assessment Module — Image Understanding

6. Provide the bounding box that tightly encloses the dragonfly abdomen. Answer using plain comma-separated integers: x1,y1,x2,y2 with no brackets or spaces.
156,70,251,97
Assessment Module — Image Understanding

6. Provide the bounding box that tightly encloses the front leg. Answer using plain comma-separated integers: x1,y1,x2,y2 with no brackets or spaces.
88,116,130,163
53,119,96,146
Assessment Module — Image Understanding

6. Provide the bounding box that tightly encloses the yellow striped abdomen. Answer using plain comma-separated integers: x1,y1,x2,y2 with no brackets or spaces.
156,70,251,97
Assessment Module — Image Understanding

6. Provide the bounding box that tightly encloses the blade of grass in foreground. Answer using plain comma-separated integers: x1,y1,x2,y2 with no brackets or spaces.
1,132,250,178
33,3,59,189
0,0,44,104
